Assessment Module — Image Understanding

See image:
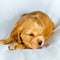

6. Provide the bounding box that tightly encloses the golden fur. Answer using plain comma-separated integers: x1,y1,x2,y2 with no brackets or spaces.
0,11,55,50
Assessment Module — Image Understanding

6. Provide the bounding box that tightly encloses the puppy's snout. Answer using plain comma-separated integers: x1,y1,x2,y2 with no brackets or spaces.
38,40,44,48
38,41,42,45
37,36,45,47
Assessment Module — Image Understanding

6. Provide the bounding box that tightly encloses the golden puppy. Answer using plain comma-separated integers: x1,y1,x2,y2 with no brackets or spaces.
0,11,55,50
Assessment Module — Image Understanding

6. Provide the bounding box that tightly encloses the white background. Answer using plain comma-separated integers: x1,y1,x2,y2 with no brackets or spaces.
0,0,60,60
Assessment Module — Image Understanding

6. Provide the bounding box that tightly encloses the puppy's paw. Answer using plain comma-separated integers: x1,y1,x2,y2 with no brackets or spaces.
8,43,25,50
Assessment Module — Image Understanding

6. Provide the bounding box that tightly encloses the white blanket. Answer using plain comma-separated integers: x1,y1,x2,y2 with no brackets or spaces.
0,0,60,60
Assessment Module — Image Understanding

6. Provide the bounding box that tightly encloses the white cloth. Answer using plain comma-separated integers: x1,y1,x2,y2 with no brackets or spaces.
0,0,60,60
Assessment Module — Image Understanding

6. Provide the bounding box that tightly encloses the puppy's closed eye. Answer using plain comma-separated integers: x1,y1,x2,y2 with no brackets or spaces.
29,34,34,36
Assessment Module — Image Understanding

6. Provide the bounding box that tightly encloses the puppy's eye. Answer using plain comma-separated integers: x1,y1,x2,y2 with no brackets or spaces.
29,34,34,36
38,41,42,45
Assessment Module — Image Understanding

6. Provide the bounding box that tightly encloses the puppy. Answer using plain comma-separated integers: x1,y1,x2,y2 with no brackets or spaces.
0,11,55,50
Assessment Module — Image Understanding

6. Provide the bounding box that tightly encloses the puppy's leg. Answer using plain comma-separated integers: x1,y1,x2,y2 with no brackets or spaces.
0,38,12,44
8,43,25,50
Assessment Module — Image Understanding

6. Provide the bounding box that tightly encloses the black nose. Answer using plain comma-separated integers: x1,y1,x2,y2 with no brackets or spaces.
38,41,42,45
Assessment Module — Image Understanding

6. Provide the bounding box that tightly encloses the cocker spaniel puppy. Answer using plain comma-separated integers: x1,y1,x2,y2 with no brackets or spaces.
0,11,55,50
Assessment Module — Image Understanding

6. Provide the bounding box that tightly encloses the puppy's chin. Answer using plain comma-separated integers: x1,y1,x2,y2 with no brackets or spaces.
26,45,38,49
26,44,44,49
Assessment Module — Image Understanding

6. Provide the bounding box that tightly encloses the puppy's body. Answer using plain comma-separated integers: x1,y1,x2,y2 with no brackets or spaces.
0,11,55,50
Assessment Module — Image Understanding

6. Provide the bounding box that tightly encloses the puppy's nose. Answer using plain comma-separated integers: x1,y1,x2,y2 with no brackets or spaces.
38,41,42,45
